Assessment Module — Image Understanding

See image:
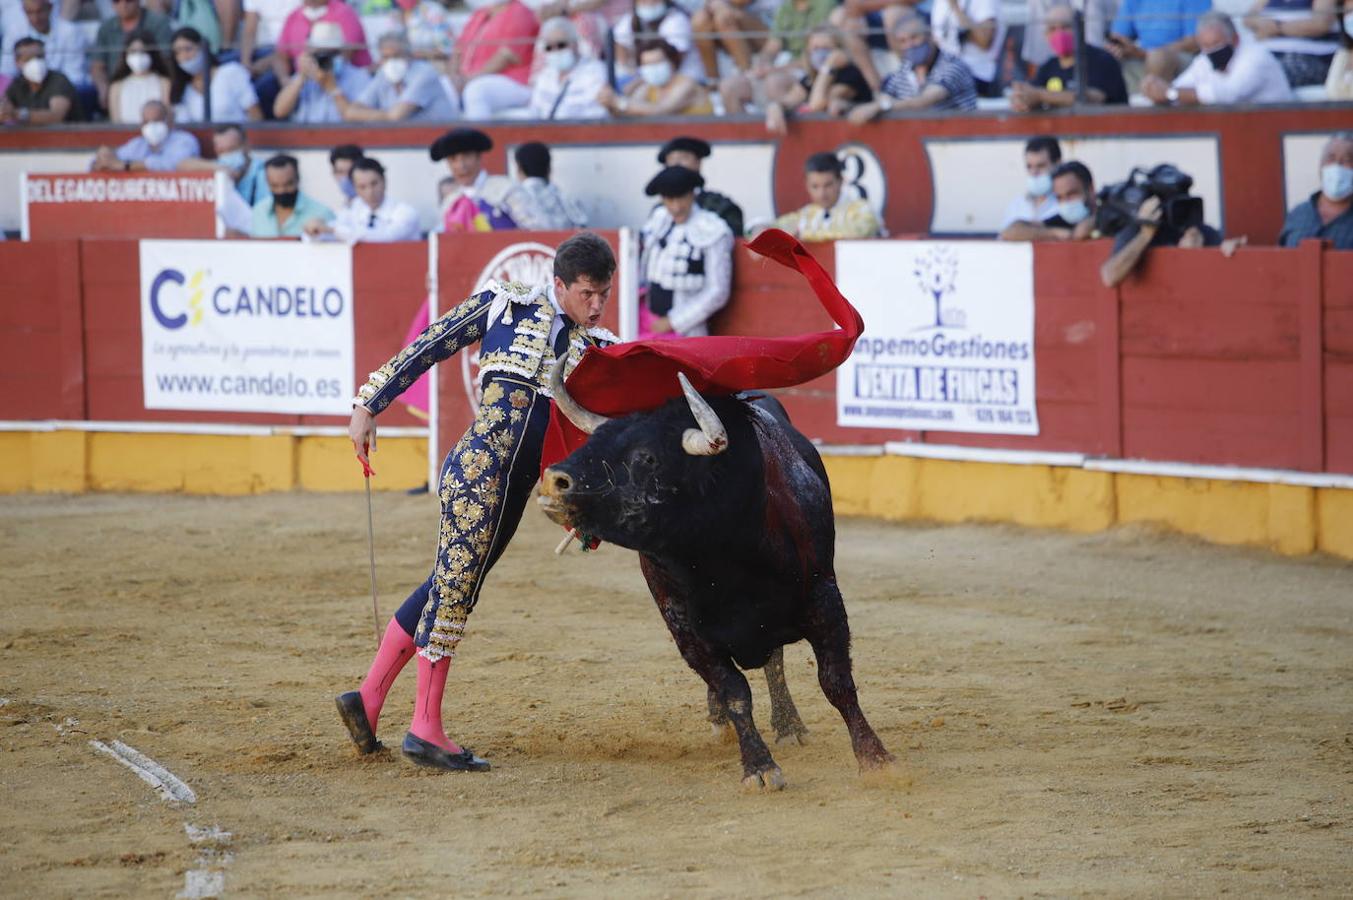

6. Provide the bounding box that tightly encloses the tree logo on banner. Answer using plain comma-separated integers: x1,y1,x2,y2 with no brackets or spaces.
912,246,965,329
462,241,557,410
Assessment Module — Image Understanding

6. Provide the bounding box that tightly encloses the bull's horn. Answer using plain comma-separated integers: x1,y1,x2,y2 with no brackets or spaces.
678,372,728,456
549,355,611,434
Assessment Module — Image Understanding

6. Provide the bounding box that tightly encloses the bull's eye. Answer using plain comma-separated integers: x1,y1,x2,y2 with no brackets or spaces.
631,448,657,469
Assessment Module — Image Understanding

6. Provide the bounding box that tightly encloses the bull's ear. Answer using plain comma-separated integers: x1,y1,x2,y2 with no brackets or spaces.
550,356,611,434
678,372,728,456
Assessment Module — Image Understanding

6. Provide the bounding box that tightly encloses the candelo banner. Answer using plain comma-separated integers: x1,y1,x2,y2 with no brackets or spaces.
835,241,1039,436
139,240,355,416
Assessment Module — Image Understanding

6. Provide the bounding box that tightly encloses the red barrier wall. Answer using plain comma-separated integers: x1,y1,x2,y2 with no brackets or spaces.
0,241,85,420
2,236,1349,478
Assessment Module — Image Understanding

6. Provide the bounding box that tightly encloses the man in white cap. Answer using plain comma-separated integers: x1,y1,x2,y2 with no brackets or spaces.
271,20,373,123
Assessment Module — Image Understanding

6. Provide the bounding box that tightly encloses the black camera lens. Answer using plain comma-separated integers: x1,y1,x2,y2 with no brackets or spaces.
315,51,336,69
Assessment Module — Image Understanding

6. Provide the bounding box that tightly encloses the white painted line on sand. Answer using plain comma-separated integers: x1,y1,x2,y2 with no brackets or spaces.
179,823,233,899
88,740,197,805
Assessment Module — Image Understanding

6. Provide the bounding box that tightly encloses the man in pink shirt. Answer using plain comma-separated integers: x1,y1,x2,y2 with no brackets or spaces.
447,0,538,118
276,0,372,71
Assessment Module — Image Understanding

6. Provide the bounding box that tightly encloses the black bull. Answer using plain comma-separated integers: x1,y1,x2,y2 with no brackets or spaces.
538,361,893,790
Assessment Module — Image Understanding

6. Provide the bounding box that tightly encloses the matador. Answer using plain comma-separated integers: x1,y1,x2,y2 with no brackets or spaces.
336,232,618,772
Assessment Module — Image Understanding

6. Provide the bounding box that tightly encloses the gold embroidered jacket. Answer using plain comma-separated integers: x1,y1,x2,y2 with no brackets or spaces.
355,281,620,415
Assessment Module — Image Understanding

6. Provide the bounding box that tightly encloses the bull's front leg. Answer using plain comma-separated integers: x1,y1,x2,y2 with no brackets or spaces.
642,558,783,791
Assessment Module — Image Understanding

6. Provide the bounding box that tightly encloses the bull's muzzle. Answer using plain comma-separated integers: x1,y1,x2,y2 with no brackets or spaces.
537,467,573,525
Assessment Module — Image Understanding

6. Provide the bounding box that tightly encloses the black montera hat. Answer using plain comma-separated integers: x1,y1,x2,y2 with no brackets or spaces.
645,165,705,197
657,136,711,164
429,128,493,161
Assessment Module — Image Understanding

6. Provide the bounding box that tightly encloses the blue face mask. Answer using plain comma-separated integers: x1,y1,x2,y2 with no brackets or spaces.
217,149,247,172
338,176,357,199
809,48,832,70
904,42,932,68
1057,198,1090,225
1321,163,1353,202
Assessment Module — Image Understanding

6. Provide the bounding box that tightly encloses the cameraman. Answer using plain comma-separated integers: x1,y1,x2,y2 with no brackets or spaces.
1100,194,1223,286
271,22,371,124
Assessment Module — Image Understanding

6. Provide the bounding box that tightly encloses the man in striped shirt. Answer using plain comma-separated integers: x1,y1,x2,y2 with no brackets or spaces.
848,12,978,122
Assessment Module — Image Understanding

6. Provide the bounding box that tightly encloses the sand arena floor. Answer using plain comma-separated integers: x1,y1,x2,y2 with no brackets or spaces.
0,491,1350,897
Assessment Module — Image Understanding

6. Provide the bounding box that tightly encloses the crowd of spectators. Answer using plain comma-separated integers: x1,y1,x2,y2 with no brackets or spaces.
1,0,1349,127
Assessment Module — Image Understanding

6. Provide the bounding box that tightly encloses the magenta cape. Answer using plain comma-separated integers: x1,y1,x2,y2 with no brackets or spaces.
540,229,864,474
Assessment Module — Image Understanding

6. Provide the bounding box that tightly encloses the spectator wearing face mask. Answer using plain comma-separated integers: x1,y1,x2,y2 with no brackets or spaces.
107,31,172,123
999,136,1060,233
1243,0,1341,88
598,39,712,116
271,21,373,122
169,27,262,122
335,30,457,120
444,0,540,120
181,124,267,234
612,0,704,81
763,151,880,242
305,156,422,242
1,37,86,124
91,0,174,113
1010,1,1127,112
92,99,201,171
1022,0,1116,70
1279,132,1353,249
0,0,91,106
1001,161,1099,242
330,142,364,207
529,16,608,119
1142,12,1294,106
847,13,977,122
501,141,588,229
251,153,334,238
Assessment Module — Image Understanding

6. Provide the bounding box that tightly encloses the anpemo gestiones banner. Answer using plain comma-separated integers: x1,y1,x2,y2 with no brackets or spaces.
835,241,1038,435
139,240,354,415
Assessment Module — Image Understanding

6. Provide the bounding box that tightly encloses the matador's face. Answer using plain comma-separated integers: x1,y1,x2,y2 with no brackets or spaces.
554,274,612,328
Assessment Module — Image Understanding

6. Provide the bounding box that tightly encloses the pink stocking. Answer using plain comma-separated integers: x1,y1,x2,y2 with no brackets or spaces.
358,619,416,735
409,654,462,753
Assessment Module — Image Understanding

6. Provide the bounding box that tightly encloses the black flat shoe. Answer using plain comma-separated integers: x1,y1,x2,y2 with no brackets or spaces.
401,732,491,772
335,691,382,754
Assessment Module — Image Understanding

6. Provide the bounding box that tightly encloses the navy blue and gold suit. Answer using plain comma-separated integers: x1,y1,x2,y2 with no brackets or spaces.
355,281,618,662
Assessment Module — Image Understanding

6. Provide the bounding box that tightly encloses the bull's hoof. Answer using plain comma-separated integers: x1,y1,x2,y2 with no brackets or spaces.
740,766,786,793
710,722,736,744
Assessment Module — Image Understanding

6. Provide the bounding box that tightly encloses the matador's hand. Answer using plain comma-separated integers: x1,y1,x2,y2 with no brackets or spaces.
350,405,377,469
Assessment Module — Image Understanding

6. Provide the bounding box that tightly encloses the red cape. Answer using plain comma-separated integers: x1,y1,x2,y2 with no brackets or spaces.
540,228,864,474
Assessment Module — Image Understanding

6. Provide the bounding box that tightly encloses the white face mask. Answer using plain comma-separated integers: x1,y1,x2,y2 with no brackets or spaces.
21,57,48,84
1321,163,1353,202
464,0,499,9
1026,171,1052,197
127,51,152,74
179,50,207,76
634,2,665,22
381,57,409,83
301,3,328,20
546,47,576,72
639,60,673,87
142,120,170,146
1057,198,1090,225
